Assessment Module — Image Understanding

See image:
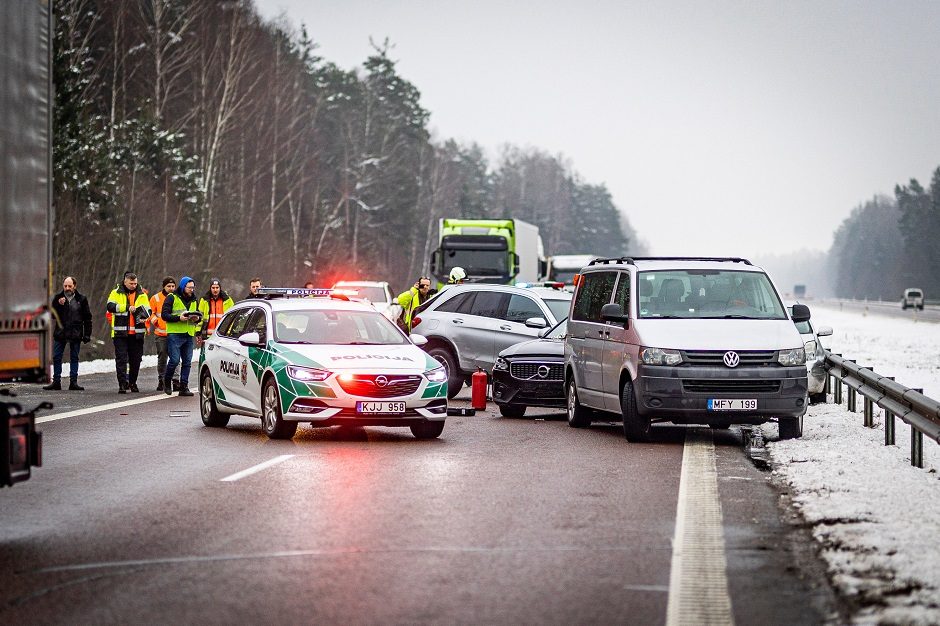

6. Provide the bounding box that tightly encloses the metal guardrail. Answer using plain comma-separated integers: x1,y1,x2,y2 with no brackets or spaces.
823,351,940,468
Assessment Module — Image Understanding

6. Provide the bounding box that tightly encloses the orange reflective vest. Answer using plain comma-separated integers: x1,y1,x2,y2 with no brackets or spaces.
149,291,170,337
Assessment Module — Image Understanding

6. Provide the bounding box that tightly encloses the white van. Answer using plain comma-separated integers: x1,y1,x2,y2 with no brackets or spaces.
901,288,925,310
564,257,810,441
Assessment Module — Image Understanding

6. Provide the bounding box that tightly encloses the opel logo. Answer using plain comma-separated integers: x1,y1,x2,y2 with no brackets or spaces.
723,351,740,368
374,375,389,387
537,365,550,378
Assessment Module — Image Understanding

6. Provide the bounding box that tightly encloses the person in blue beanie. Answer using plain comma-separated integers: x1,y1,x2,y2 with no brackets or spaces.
161,276,201,396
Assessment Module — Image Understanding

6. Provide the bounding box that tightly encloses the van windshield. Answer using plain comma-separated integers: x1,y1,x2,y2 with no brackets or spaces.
637,270,787,320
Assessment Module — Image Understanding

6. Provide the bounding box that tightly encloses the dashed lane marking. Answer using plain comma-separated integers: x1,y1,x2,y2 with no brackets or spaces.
666,428,735,626
35,394,176,424
220,455,295,482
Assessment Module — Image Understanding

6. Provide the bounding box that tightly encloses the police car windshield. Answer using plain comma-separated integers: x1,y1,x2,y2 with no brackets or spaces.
274,310,408,345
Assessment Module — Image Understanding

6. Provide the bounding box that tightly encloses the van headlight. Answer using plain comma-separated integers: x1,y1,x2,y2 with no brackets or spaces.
424,367,448,383
803,340,818,360
493,356,509,371
640,347,683,366
777,348,806,366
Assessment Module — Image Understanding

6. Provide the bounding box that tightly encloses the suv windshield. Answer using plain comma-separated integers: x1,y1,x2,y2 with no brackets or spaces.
274,310,407,345
638,269,787,320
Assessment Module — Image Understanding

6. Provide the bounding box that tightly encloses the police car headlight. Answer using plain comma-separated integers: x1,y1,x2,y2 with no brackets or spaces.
777,348,806,366
640,347,683,366
424,367,447,383
493,357,509,371
287,365,332,382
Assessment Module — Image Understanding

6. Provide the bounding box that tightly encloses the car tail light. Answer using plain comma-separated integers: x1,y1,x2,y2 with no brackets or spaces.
412,316,422,327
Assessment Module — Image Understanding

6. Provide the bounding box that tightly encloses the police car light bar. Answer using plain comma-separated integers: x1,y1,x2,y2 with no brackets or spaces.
517,281,566,290
256,287,359,300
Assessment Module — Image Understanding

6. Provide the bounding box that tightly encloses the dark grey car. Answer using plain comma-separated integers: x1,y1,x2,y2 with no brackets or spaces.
411,284,571,398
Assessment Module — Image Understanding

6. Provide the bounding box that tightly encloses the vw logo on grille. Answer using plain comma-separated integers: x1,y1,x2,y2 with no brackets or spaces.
537,365,550,378
374,375,389,387
723,351,740,368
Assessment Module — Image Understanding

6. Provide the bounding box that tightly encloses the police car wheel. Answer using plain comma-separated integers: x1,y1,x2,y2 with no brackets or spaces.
200,370,230,428
427,346,463,399
262,378,297,440
411,420,445,439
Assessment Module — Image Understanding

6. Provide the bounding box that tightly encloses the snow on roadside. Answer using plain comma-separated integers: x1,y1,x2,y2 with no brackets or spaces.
767,303,940,624
73,352,200,376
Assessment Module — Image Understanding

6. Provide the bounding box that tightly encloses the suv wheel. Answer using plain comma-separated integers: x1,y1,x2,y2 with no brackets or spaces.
200,370,230,428
262,378,298,440
778,415,803,440
427,346,464,399
621,381,651,442
498,403,526,418
566,379,592,428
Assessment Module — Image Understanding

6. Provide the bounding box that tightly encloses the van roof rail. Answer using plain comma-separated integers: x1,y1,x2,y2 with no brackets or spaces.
587,256,753,266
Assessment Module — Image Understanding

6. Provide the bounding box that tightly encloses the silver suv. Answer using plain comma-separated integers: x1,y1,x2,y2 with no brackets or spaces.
411,284,572,398
565,257,810,441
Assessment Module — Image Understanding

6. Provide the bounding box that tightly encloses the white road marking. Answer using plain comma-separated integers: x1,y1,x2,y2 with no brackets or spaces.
666,428,735,626
35,394,176,424
220,455,295,482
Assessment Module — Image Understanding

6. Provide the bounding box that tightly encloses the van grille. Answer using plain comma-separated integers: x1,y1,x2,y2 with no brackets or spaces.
681,350,778,367
682,379,782,393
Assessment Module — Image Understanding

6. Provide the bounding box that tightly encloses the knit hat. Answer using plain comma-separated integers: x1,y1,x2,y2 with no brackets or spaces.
210,278,221,287
178,276,194,294
162,276,177,288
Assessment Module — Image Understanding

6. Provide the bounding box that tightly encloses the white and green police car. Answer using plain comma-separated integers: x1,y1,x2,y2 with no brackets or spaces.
198,288,448,439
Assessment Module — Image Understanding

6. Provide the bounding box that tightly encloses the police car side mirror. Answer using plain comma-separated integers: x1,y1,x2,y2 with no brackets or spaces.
238,331,262,346
409,333,429,347
791,304,811,323
524,317,547,329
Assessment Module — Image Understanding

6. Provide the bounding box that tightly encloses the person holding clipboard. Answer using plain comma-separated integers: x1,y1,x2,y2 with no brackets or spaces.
161,276,203,397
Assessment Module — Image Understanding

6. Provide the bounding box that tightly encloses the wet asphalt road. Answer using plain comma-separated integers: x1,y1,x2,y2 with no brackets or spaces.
1,368,841,624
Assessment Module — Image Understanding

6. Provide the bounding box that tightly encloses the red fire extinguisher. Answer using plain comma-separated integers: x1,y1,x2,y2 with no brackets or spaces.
471,368,488,411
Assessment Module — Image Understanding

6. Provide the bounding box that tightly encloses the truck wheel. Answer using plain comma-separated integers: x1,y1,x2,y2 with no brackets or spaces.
261,378,297,440
200,370,230,428
621,381,651,442
411,420,445,439
778,416,803,440
498,404,526,418
566,379,592,428
427,346,463,399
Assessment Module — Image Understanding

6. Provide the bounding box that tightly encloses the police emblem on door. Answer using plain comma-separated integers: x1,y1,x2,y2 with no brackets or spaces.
241,360,249,385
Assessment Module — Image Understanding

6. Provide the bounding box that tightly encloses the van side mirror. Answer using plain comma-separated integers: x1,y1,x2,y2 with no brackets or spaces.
791,304,811,323
600,303,630,327
816,325,833,337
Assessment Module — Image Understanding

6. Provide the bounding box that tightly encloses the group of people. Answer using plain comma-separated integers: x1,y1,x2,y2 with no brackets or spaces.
42,265,462,395
44,272,263,396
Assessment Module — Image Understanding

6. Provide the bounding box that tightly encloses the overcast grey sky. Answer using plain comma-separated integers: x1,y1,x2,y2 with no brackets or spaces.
254,0,940,257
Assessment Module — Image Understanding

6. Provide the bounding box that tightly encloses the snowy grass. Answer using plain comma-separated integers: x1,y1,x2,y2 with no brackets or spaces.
767,303,940,624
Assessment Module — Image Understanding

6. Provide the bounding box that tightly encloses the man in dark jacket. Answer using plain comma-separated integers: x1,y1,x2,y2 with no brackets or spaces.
43,276,93,391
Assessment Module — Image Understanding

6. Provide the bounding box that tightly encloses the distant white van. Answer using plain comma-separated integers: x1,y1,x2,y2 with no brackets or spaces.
564,257,810,441
901,288,924,310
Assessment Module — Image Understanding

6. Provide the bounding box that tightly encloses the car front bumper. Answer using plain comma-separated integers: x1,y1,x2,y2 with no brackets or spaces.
634,364,808,423
492,367,566,408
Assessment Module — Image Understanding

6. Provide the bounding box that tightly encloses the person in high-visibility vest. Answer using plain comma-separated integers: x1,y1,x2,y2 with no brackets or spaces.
396,276,433,333
161,276,201,397
149,276,180,392
197,278,234,345
106,271,151,393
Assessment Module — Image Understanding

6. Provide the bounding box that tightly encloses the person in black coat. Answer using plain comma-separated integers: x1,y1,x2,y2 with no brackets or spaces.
43,276,93,391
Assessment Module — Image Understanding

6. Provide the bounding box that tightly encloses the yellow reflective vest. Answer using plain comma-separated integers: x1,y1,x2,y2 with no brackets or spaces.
106,286,150,338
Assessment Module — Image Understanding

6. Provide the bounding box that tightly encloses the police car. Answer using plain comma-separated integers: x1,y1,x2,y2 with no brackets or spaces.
198,288,448,439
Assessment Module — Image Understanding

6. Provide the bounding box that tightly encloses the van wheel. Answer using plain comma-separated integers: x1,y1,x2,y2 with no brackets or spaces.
427,346,463,399
566,379,592,428
262,378,298,440
778,416,803,439
200,370,230,428
621,381,651,442
808,392,826,405
498,404,526,418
